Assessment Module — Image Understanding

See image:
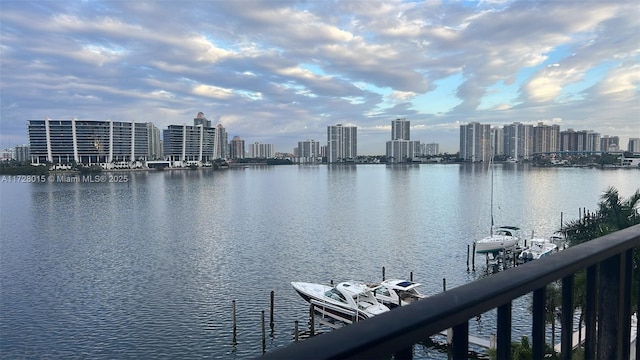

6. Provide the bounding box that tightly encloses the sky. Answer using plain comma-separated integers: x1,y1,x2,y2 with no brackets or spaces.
1,1,639,155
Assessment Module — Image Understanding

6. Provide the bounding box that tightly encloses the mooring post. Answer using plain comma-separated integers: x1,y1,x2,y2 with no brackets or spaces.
232,299,237,345
270,290,275,330
294,320,299,342
410,271,413,282
261,310,266,353
472,243,476,271
466,244,470,271
443,278,446,292
382,266,386,281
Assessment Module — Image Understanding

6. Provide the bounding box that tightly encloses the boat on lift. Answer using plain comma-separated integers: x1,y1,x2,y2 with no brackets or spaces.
519,237,559,262
475,226,521,254
369,279,427,308
291,281,390,323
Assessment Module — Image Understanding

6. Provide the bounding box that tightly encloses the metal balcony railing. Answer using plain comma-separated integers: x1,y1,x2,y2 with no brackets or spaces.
260,224,640,360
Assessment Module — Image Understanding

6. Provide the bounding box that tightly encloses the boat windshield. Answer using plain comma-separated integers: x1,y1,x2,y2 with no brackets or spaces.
325,288,347,303
374,287,391,297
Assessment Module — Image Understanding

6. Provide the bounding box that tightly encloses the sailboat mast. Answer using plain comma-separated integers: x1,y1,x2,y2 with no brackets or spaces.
490,155,494,236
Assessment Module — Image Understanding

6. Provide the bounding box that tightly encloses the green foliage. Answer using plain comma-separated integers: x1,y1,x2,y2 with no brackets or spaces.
0,162,49,175
77,165,102,174
563,187,640,246
487,336,559,360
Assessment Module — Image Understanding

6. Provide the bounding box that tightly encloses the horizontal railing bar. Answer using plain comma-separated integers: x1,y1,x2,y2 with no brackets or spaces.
261,224,640,360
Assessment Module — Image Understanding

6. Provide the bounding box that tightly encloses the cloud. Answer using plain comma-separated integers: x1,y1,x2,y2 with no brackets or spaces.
0,1,638,153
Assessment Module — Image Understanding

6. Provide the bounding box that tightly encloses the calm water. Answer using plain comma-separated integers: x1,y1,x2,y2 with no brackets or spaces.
1,164,638,359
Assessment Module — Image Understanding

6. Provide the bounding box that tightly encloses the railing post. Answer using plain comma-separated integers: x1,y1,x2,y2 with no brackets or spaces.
451,322,469,360
619,249,633,360
532,287,546,359
497,302,512,360
597,254,621,359
584,265,598,360
561,275,574,360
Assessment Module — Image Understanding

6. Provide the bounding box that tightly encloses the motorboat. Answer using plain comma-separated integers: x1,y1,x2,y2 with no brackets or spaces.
369,279,427,308
519,238,558,262
474,226,521,254
291,281,390,323
549,231,568,249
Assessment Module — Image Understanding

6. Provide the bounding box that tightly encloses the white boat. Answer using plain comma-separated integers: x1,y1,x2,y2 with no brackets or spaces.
549,231,568,249
474,156,520,254
475,226,521,254
369,279,427,308
519,238,558,261
291,281,390,323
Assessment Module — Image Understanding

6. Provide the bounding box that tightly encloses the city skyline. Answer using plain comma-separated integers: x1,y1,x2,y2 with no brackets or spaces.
12,116,638,165
1,1,639,154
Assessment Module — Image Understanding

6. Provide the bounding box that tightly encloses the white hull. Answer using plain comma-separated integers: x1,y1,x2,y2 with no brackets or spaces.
519,238,559,261
370,279,427,308
291,281,389,323
475,226,521,254
475,235,519,254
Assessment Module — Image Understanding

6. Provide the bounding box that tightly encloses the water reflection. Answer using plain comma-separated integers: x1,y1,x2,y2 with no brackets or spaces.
1,165,638,359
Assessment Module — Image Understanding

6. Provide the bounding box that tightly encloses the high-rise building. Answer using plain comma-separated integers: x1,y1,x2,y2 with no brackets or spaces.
213,124,228,159
193,112,211,128
249,142,275,158
560,129,600,152
163,124,215,163
391,118,410,141
386,140,421,162
600,135,619,152
14,144,30,162
229,136,245,159
28,118,155,165
327,124,357,163
492,127,504,156
146,123,162,160
386,118,420,162
459,122,491,162
585,132,601,152
628,138,640,153
533,122,560,154
422,143,439,156
0,148,14,161
297,139,321,163
503,122,534,160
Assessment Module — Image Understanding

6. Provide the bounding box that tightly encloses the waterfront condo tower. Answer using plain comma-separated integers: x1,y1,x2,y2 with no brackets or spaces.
229,135,245,160
327,124,357,163
28,118,160,165
459,122,492,163
386,118,420,163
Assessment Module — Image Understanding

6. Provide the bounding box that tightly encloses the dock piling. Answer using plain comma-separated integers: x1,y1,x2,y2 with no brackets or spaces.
467,244,470,272
294,320,299,342
232,299,237,345
472,243,476,271
261,310,266,353
270,291,274,330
